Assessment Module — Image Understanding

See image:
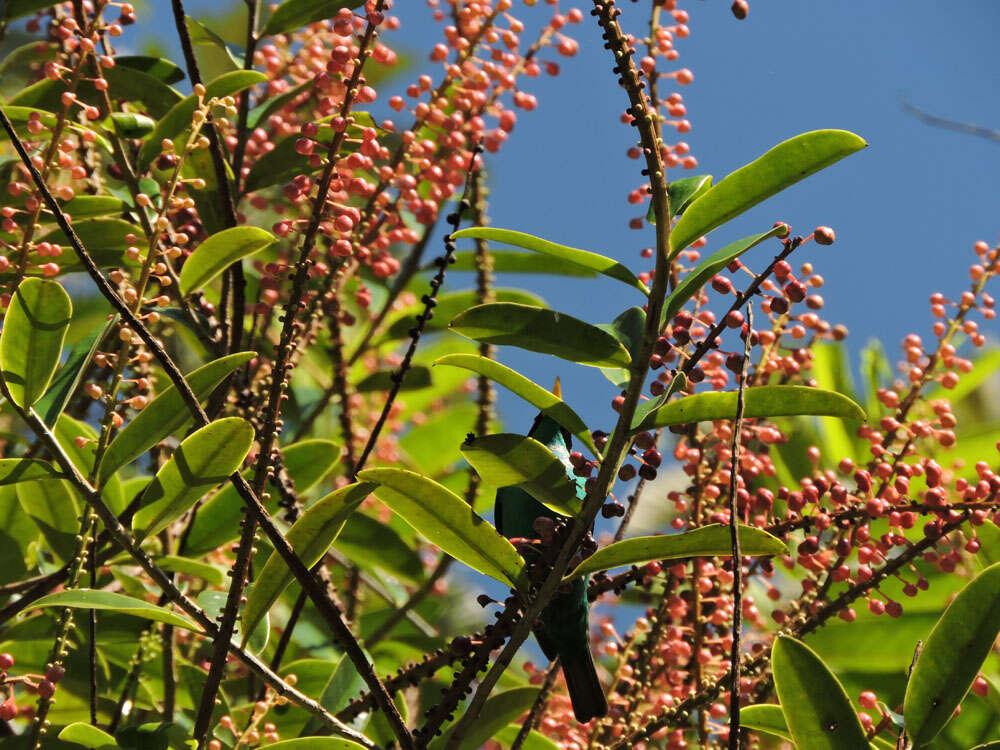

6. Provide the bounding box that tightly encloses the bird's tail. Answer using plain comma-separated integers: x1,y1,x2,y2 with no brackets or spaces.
561,649,608,723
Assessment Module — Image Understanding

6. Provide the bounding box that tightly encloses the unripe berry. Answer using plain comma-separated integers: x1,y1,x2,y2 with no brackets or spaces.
813,226,836,245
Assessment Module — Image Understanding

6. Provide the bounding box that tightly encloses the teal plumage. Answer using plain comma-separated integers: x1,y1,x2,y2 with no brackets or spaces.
494,412,608,723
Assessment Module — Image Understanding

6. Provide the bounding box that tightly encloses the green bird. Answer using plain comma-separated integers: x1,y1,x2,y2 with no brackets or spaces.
493,381,608,723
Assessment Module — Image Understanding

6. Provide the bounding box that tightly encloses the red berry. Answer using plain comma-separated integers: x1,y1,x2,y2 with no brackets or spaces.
813,226,836,245
45,664,65,683
0,697,16,721
37,679,55,699
0,653,13,670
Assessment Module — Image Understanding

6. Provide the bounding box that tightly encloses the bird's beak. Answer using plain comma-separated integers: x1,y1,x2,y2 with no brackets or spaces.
552,377,562,398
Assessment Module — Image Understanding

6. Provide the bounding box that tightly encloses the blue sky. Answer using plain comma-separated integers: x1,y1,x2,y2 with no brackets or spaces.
159,0,1000,433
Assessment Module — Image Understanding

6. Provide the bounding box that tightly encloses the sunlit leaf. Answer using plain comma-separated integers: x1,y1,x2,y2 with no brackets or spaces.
493,726,559,750
629,372,687,430
334,512,425,585
741,704,792,742
179,226,275,294
185,16,242,81
256,739,365,750
462,434,581,516
262,0,365,37
115,56,185,84
359,468,526,589
31,589,201,632
450,303,631,369
0,277,72,407
155,555,225,586
107,112,156,138
58,722,118,749
15,478,80,562
631,385,866,433
132,417,254,539
99,351,255,482
0,458,63,485
380,288,545,343
599,306,645,388
670,129,867,255
55,415,126,514
772,636,869,749
446,250,598,278
242,482,374,641
450,227,647,294
647,174,714,224
432,687,540,750
564,524,785,580
904,563,1000,746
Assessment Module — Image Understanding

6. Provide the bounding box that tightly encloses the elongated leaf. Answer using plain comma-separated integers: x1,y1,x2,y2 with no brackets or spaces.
115,56,186,84
185,16,242,81
16,478,80,561
630,372,687,430
56,414,126,514
246,79,313,131
138,70,268,170
494,726,559,750
433,353,595,455
904,563,1000,746
565,524,785,580
179,226,275,294
631,385,866,433
0,458,63,485
107,112,156,138
0,105,112,154
450,303,631,369
647,174,714,224
59,196,128,220
661,228,784,325
354,365,431,392
334,512,425,584
450,227,647,294
242,482,374,641
0,277,72,407
446,250,598,277
181,438,341,555
31,589,201,632
741,704,792,742
381,288,545,343
257,740,365,750
37,314,118,428
432,687,540,750
359,468,526,589
302,653,371,734
197,589,268,656
461,434,581,516
773,636,869,749
99,351,255,482
262,0,364,36
599,306,646,388
58,722,117,749
155,555,225,586
132,418,254,539
670,130,867,255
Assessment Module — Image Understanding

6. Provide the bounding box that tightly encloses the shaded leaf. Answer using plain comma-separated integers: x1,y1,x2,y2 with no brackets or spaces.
262,0,365,36
565,524,785,580
132,418,254,539
741,704,792,742
99,351,255,482
0,458,63,485
433,353,597,456
632,385,866,433
647,174,714,224
462,434,581,516
31,589,201,632
446,250,598,277
185,16,242,81
772,636,869,749
381,289,545,343
670,130,867,255
179,226,275,294
59,196,129,220
450,227,647,294
197,590,268,656
107,112,156,138
599,306,645,388
354,365,431,392
630,372,687,430
494,726,559,750
433,687,540,750
661,228,784,326
904,563,1000,746
115,56,185,85
257,740,365,750
16,478,80,561
242,482,374,641
246,79,313,131
0,277,72,407
450,303,631,369
359,468,525,588
35,218,140,272
334,512,425,584
56,415,126,514
155,556,225,586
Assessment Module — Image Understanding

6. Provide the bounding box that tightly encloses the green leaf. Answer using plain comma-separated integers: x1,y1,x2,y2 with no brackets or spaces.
354,365,431,392
36,314,118,428
245,79,313,131
58,722,118,749
255,740,366,750
381,289,545,343
564,524,785,580
115,56,186,85
446,250,598,278
0,105,111,154
741,704,792,742
432,687,540,750
359,468,526,589
661,228,785,326
450,227,648,294
102,63,183,118
59,196,129,220
197,590,269,656
630,372,687,430
433,353,597,456
302,652,371,733
15,478,80,561
0,277,72,407
0,458,63,485
31,589,202,632
179,226,275,294
181,438,341,556
107,112,156,138
450,303,631,369
646,174,714,224
494,726,559,750
56,414,126,514
334,512,425,584
242,482,374,642
35,218,140,272
669,129,867,256
904,563,1000,746
461,434,581,516
154,556,225,586
599,306,646,388
0,42,58,98
138,70,268,170
631,385,866,433
262,0,365,36
772,636,869,750
132,417,254,539
185,16,242,81
99,351,255,482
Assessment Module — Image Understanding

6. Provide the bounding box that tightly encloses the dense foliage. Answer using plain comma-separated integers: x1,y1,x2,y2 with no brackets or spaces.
0,1,998,749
